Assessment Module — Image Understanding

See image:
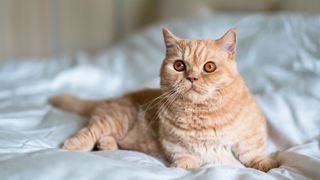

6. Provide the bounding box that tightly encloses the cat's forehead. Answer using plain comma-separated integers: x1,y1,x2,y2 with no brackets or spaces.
178,39,211,48
173,39,221,62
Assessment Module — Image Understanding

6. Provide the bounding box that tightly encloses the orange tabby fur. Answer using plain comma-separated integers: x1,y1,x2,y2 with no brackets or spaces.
49,28,278,172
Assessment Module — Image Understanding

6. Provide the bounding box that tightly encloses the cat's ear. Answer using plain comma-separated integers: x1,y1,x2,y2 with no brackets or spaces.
217,28,237,59
162,27,179,49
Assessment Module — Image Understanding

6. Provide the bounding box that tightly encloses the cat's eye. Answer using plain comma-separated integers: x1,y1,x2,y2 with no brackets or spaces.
203,61,216,73
173,60,185,72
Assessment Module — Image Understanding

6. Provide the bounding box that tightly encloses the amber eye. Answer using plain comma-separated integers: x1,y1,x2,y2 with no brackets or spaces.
203,61,216,73
173,60,185,72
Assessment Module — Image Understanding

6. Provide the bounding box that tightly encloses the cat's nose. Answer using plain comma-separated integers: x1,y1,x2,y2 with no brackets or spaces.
187,74,198,82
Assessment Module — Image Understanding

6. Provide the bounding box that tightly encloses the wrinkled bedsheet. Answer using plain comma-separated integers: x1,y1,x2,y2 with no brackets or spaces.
0,14,319,180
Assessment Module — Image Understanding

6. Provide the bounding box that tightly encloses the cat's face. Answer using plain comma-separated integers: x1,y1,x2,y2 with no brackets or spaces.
160,28,239,103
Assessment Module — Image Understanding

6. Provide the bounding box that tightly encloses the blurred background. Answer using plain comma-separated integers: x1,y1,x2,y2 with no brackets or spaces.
0,0,319,62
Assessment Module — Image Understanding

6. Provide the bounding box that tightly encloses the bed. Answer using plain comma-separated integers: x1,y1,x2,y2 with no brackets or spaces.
0,14,319,179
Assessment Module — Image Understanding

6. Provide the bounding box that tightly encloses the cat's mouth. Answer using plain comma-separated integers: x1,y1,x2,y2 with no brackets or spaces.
181,84,210,103
176,82,209,102
186,84,202,94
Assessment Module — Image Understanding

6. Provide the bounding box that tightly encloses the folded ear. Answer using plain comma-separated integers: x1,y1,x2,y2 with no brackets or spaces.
162,27,179,49
217,28,237,59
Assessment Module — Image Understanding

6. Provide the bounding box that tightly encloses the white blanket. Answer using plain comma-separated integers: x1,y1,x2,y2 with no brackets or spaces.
0,14,319,179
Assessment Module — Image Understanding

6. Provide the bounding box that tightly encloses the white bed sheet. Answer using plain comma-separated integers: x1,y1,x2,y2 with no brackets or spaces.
0,14,319,180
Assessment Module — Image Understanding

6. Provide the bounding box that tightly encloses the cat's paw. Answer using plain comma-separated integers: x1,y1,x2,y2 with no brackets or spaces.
96,135,118,150
249,156,279,172
170,158,200,169
62,137,94,151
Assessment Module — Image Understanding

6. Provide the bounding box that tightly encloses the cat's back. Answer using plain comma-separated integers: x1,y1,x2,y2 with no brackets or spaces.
125,88,162,106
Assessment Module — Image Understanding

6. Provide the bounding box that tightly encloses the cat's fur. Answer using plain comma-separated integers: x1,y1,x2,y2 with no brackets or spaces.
49,28,278,172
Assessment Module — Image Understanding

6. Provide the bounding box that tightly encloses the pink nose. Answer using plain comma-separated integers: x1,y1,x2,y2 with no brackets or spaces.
187,74,198,82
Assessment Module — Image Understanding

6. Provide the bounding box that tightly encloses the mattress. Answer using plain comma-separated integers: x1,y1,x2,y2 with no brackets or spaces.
0,14,319,179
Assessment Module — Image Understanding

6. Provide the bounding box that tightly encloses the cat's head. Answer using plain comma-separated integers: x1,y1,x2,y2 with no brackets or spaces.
160,27,239,103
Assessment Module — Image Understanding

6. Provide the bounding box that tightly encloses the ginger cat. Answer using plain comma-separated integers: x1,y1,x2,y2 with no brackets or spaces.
50,27,279,172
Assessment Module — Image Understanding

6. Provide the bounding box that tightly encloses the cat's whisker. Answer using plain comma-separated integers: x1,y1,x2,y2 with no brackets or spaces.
146,88,179,127
143,88,174,112
152,87,181,123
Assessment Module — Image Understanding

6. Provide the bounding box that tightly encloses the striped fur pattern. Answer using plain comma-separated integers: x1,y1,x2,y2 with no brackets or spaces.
49,28,278,172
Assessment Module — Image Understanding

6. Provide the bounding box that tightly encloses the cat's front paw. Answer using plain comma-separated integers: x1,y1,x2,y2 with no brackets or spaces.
170,158,200,169
62,137,94,151
249,156,279,172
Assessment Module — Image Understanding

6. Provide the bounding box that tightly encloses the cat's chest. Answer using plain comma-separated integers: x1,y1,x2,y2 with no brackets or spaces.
160,104,237,143
174,107,233,131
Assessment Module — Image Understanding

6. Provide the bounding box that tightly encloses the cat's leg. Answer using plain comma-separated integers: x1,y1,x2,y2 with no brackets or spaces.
161,139,200,169
63,98,137,151
232,136,279,172
62,127,97,151
62,115,109,151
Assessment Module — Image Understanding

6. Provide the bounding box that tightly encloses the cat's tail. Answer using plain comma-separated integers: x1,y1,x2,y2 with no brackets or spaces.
49,94,102,116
